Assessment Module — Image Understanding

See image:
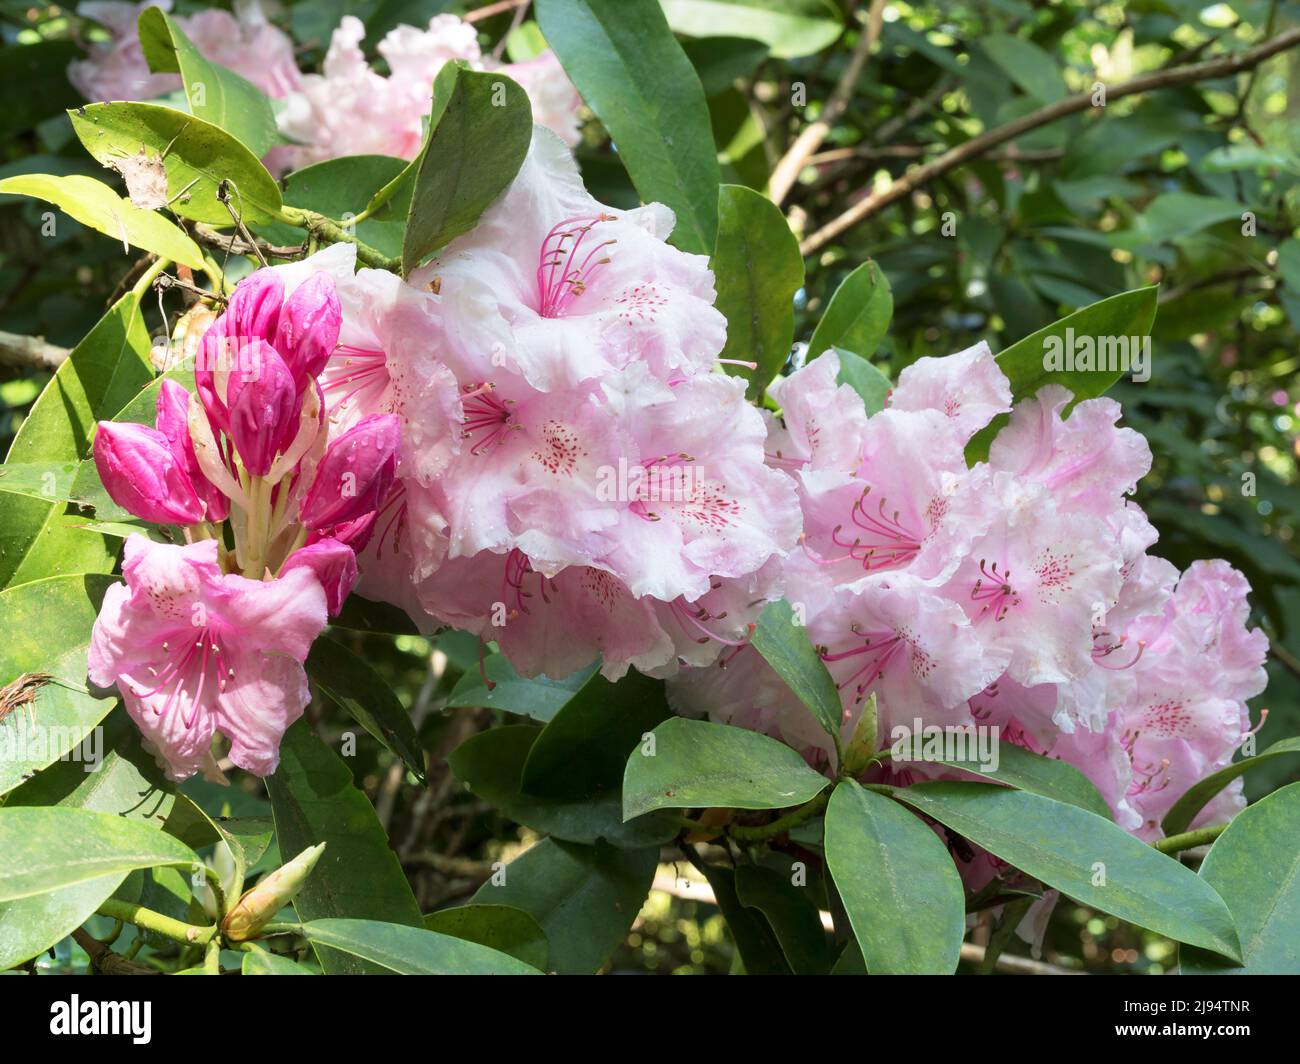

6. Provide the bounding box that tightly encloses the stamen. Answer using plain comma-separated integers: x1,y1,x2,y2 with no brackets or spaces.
536,215,615,318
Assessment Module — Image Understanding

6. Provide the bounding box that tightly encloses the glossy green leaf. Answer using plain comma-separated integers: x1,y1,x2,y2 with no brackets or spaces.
446,653,596,721
981,34,1067,103
622,717,831,819
0,174,205,269
0,574,118,795
69,102,283,225
471,837,656,974
750,598,842,747
734,864,832,974
825,781,965,973
306,632,425,782
832,348,892,414
520,667,669,798
299,918,541,974
1163,737,1300,836
713,184,803,397
966,286,1159,462
400,63,532,274
0,712,175,969
265,721,422,974
423,904,549,970
241,945,316,975
1,291,153,589
0,807,198,902
889,782,1241,960
1181,783,1300,974
537,0,721,254
272,155,410,259
661,0,843,59
138,7,278,156
0,39,82,138
886,737,1112,819
698,862,790,973
808,260,893,360
450,724,677,848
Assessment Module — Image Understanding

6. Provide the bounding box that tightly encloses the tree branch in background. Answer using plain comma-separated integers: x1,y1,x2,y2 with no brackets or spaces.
0,328,69,372
800,26,1300,255
768,0,888,206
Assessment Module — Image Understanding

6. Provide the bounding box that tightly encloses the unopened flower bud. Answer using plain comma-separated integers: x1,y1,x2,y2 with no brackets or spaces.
298,413,399,531
227,339,299,476
841,693,880,778
221,842,325,942
281,538,358,616
274,272,341,385
93,420,206,525
156,380,229,522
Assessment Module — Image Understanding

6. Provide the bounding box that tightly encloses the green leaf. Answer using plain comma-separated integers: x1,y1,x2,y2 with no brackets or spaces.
399,63,532,274
520,668,670,798
423,904,549,970
306,632,426,783
886,737,1112,819
264,721,422,974
1117,192,1244,248
69,102,283,225
980,34,1067,104
1,290,153,590
750,599,842,748
1163,737,1300,837
241,945,316,975
471,837,656,974
137,7,278,157
622,717,831,819
889,782,1242,960
0,173,206,269
537,0,721,254
808,260,893,360
733,864,832,974
825,781,965,974
713,184,803,397
0,807,198,902
0,575,119,795
275,155,410,260
1181,783,1300,974
0,712,175,970
449,724,677,848
299,918,541,974
697,862,790,973
0,39,82,138
446,652,596,721
661,0,843,59
966,286,1159,462
832,348,892,414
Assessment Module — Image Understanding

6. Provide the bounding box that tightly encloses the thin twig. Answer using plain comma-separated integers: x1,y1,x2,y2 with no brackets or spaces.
0,329,69,371
800,26,1300,255
192,223,305,261
465,0,528,23
768,0,888,205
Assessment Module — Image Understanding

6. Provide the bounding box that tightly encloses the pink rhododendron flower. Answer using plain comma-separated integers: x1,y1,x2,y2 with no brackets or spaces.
88,536,326,780
69,0,301,103
276,15,582,171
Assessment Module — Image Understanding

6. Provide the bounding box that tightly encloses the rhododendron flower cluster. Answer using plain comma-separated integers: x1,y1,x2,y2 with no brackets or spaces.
69,2,582,167
89,261,400,780
668,346,1268,842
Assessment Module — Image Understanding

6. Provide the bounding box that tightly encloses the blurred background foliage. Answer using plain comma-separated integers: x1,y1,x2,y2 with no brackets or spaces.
3,0,1298,974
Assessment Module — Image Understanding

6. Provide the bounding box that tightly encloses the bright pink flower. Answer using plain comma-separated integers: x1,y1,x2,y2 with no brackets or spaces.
225,339,298,476
93,420,205,525
299,413,401,533
281,538,358,616
154,379,228,522
88,535,328,780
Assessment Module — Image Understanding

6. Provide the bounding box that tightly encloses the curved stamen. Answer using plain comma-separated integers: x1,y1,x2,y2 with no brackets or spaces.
537,215,615,318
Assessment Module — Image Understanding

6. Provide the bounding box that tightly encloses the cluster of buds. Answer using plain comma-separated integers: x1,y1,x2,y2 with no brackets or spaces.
86,265,401,782
93,268,400,612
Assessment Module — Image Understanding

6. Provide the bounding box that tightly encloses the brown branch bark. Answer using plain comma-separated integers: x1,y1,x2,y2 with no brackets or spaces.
0,329,69,372
800,26,1300,255
768,0,888,206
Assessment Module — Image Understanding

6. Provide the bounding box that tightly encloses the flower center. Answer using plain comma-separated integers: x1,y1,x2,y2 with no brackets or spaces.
536,214,615,318
460,382,518,455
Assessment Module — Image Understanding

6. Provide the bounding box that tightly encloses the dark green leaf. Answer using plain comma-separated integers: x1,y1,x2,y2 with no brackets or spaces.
241,945,316,975
750,598,842,747
713,183,803,397
446,652,596,722
734,863,832,974
1163,737,1300,837
889,782,1241,960
622,717,831,819
662,0,843,59
471,837,656,974
825,780,964,973
423,904,549,970
537,0,721,254
0,40,82,138
807,260,893,360
832,348,892,414
299,918,541,974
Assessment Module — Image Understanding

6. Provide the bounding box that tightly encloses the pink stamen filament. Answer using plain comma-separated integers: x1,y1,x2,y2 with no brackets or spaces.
1092,635,1147,670
970,559,1019,622
537,215,615,318
821,633,903,699
131,628,231,729
461,383,517,455
670,597,753,646
827,488,921,572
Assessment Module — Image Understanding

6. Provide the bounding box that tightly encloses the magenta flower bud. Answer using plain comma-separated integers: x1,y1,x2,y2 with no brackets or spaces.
194,272,284,433
298,414,400,532
282,538,358,616
155,380,229,522
274,272,341,386
93,421,206,525
227,340,299,476
227,269,284,340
